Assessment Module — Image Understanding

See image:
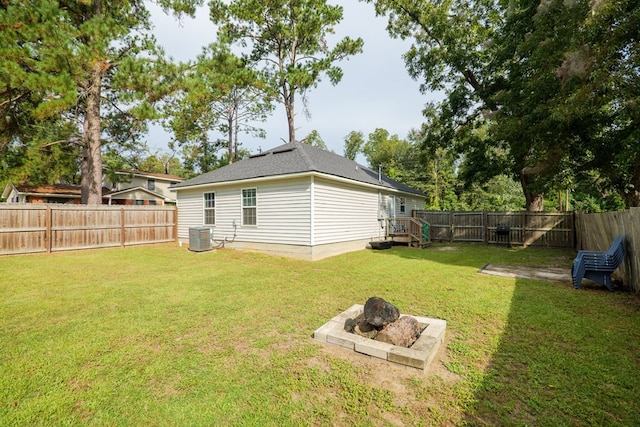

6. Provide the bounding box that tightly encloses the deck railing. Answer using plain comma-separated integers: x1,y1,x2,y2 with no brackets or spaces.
385,217,430,248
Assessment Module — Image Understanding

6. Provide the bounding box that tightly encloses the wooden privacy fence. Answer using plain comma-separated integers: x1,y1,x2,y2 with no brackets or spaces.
413,210,575,248
575,208,639,293
0,204,177,255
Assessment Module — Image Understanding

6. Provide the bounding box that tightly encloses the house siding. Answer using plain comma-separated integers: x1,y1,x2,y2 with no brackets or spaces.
106,172,181,203
176,177,311,246
313,177,382,245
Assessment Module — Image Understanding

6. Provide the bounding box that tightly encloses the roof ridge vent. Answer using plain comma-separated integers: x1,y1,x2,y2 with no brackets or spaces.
272,147,296,155
249,152,268,158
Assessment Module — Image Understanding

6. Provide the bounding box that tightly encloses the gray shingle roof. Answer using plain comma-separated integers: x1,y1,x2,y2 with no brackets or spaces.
171,141,425,197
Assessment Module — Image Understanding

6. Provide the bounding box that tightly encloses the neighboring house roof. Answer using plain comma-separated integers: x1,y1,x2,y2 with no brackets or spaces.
2,183,111,199
172,141,425,197
113,169,184,182
106,186,171,201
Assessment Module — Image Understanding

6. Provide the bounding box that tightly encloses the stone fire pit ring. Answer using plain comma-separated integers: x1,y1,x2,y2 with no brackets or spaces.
313,304,446,371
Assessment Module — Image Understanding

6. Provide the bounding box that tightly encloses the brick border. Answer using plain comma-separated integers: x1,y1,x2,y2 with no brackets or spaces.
313,304,446,370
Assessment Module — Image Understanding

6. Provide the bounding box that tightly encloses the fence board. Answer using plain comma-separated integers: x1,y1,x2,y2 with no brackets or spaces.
452,212,484,242
575,208,639,293
0,204,177,255
413,210,575,248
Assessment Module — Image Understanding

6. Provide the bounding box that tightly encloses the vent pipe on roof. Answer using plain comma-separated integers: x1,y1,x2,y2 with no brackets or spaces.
378,165,382,183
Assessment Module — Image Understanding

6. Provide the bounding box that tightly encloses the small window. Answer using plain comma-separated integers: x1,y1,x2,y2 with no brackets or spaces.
135,200,145,206
204,192,215,225
399,197,406,213
147,179,156,191
242,188,257,226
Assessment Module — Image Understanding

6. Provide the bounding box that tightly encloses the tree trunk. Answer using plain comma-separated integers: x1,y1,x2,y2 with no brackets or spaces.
227,113,233,164
284,84,295,142
81,63,103,205
525,191,544,211
520,171,544,212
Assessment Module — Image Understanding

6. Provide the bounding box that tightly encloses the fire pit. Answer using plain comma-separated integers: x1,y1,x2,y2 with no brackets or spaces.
313,301,446,371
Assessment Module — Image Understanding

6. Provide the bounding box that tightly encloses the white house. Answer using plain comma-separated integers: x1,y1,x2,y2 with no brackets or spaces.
171,141,427,260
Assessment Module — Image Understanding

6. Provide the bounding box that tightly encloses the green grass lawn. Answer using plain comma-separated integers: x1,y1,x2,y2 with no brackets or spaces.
1,243,639,426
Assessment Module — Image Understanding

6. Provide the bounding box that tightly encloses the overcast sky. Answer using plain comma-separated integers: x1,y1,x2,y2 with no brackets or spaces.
147,2,441,157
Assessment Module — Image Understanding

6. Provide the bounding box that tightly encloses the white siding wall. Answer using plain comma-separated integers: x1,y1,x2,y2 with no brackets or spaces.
175,188,205,240
176,177,312,245
394,195,425,217
313,177,382,245
176,174,426,251
108,175,178,200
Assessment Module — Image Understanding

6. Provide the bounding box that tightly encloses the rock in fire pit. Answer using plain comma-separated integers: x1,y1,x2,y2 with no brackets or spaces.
345,297,422,348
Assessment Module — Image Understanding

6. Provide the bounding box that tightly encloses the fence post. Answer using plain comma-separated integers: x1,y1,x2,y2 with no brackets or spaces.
173,207,178,242
45,205,52,253
120,208,126,248
570,212,576,249
483,211,488,243
449,211,454,242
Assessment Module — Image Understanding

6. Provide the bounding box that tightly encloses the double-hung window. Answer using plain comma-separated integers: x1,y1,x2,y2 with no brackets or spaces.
242,188,257,226
204,192,215,225
399,197,406,214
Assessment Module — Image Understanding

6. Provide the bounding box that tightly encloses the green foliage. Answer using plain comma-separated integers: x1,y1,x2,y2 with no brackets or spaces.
343,130,364,161
457,175,526,211
301,129,328,150
164,43,273,173
0,0,201,202
0,119,81,189
368,0,640,210
362,128,412,179
210,0,364,142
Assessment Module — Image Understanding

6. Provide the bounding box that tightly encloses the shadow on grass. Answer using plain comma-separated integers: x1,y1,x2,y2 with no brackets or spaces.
462,277,640,425
370,243,639,424
374,241,576,270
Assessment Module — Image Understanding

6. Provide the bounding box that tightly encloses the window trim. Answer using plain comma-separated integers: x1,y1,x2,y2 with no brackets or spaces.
203,192,216,225
241,188,257,226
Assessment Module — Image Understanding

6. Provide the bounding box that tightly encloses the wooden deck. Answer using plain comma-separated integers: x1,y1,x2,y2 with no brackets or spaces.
384,217,430,248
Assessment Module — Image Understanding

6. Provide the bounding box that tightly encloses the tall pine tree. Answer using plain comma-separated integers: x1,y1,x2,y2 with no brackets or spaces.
1,0,199,203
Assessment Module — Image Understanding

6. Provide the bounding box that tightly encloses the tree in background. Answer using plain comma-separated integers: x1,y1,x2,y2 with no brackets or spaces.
301,129,328,150
210,0,364,142
362,128,412,180
366,0,640,210
0,117,81,188
165,44,273,174
1,0,199,203
343,130,364,161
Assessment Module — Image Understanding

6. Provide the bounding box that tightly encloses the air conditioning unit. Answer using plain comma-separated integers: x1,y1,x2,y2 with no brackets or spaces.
188,227,212,252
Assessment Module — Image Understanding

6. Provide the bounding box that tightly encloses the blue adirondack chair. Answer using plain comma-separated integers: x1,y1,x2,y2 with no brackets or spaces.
572,235,624,291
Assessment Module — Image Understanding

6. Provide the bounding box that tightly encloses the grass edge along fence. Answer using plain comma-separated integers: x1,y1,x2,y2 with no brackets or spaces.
413,210,575,248
0,204,177,255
